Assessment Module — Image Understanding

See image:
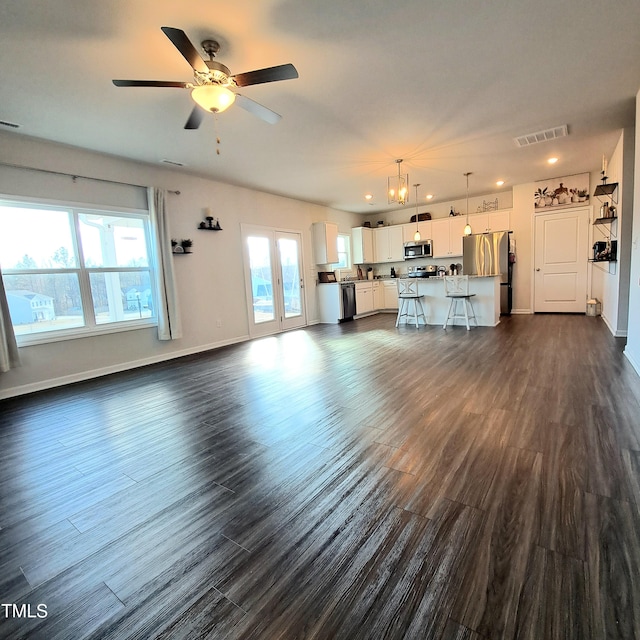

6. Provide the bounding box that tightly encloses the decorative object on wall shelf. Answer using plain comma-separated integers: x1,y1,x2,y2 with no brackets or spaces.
198,215,222,230
476,198,499,212
535,173,589,209
171,238,193,254
593,158,618,205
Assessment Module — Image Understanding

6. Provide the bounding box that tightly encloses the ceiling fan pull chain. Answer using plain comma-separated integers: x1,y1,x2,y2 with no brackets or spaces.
213,112,221,155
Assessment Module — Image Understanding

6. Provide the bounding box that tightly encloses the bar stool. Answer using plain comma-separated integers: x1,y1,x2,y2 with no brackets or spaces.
443,275,477,330
396,278,426,328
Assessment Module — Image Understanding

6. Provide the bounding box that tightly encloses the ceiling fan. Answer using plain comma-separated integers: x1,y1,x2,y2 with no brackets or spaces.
113,26,299,129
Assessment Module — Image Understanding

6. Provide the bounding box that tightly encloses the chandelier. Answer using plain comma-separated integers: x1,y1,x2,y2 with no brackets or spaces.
388,159,409,205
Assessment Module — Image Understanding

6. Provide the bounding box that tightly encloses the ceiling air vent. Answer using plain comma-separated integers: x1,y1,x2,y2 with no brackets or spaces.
514,125,568,148
0,120,21,129
161,159,185,167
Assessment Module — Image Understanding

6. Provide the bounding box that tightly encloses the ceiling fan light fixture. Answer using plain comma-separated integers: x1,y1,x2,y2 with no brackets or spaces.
191,85,236,113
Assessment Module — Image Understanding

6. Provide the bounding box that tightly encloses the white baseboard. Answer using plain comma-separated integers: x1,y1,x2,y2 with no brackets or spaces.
510,308,533,314
0,334,251,400
624,348,640,378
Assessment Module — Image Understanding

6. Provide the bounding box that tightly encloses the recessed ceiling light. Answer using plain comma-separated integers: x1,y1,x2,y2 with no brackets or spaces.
425,194,434,200
496,180,505,187
548,157,558,164
365,194,373,200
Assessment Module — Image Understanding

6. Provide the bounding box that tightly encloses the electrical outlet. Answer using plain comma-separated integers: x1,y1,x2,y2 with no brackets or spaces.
216,319,222,328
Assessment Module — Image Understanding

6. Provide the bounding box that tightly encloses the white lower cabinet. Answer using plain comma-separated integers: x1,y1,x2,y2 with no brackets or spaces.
383,280,399,309
372,280,384,310
355,282,374,315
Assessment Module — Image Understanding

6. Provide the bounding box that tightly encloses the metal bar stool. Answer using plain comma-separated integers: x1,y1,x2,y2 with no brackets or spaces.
443,275,477,330
396,278,426,328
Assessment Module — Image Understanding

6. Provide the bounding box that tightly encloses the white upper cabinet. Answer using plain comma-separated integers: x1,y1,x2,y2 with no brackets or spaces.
312,221,338,264
402,220,432,244
352,226,374,264
374,226,404,263
469,210,510,234
432,217,466,258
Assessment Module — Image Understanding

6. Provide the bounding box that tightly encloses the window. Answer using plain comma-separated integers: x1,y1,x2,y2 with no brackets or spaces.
334,233,351,270
0,198,157,344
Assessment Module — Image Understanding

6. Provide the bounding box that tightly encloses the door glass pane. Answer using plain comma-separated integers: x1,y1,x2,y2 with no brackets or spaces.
278,237,302,318
247,236,275,323
0,206,77,269
79,214,149,268
89,270,153,324
3,272,84,335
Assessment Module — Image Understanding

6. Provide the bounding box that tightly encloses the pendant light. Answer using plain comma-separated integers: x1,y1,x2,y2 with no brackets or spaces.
388,159,409,205
463,172,473,236
413,184,421,241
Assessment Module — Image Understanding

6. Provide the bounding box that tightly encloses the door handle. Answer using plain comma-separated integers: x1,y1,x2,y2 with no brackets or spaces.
536,268,541,271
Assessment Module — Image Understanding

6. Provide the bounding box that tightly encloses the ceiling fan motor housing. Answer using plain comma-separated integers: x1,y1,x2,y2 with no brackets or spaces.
194,60,232,86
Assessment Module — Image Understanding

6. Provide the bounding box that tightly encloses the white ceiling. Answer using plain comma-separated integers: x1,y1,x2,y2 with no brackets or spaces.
1,0,639,214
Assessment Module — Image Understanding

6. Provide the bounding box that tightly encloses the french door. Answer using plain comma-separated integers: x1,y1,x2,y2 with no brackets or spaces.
534,207,589,312
242,225,307,338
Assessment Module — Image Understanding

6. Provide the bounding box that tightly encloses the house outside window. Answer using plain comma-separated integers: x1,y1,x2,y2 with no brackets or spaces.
0,198,157,344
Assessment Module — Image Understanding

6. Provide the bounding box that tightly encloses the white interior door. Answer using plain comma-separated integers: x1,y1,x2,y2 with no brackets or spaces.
242,225,306,338
534,207,589,312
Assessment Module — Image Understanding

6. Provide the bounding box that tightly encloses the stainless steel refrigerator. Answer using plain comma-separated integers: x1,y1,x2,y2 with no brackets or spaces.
462,231,513,314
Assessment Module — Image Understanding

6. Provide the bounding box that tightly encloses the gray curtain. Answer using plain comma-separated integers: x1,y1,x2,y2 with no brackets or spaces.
148,187,183,340
0,268,20,372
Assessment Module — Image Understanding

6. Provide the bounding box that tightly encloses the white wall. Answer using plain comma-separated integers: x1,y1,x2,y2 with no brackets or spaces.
596,129,635,337
624,89,640,375
0,132,362,398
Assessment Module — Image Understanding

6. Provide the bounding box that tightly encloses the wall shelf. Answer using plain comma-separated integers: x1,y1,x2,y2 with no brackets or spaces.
593,216,617,225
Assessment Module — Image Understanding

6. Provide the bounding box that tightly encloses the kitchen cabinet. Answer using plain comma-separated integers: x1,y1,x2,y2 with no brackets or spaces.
432,217,466,258
469,210,510,234
374,225,404,263
383,280,399,309
372,280,384,310
352,226,374,264
355,282,374,314
312,221,338,264
402,220,432,244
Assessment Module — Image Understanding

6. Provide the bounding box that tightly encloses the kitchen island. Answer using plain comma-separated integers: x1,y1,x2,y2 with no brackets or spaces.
397,275,501,327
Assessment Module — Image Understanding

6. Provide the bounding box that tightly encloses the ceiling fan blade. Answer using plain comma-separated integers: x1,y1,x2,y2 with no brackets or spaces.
232,63,299,87
235,94,282,124
112,80,189,88
184,106,205,130
161,26,209,74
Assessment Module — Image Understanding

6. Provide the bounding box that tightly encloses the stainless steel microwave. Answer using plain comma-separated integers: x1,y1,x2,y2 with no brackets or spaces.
403,240,433,259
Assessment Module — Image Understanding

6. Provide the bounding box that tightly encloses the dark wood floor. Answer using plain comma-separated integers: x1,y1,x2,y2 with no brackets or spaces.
1,313,640,639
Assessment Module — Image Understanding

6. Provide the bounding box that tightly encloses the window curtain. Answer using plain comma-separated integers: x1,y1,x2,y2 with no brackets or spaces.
148,187,182,340
0,268,20,372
